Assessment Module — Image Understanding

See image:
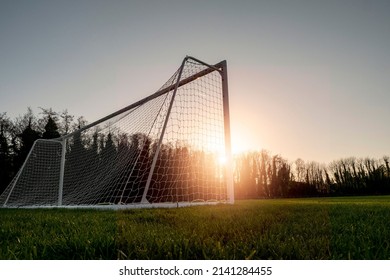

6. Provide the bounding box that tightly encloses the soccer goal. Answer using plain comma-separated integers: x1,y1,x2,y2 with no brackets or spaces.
0,56,234,208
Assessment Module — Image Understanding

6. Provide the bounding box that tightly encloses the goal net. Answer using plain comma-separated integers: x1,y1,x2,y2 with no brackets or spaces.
0,56,234,208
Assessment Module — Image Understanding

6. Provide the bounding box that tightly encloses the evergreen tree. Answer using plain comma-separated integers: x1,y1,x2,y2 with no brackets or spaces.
16,118,41,167
42,116,61,139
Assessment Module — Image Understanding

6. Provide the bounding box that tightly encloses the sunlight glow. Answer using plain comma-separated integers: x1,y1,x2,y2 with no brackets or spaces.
231,116,262,155
231,136,256,155
218,155,227,165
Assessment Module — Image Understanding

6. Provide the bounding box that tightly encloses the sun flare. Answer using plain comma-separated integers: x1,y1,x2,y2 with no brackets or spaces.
218,155,227,165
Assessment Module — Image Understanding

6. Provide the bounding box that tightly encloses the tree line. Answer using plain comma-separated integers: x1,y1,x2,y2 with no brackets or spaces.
234,151,390,199
0,108,226,204
1,108,389,199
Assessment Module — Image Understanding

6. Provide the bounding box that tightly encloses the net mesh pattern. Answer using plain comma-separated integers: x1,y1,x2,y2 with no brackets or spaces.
0,58,229,207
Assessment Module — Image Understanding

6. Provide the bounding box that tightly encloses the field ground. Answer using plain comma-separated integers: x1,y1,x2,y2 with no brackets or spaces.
1,196,390,260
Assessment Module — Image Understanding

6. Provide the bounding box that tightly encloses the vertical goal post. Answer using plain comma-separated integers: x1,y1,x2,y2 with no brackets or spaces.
0,56,234,208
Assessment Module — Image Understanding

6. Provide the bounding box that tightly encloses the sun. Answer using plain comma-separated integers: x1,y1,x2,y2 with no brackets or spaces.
218,154,227,165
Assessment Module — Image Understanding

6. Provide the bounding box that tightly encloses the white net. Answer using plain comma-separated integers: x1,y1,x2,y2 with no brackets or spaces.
0,57,233,208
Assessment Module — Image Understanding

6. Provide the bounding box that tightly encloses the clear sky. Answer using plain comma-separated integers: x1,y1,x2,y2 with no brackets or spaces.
1,0,389,163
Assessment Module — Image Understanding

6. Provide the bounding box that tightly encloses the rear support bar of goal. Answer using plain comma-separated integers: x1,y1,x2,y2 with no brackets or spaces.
140,57,188,203
140,56,234,204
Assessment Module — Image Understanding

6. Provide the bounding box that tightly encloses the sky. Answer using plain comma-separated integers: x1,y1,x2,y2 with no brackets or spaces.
1,0,389,163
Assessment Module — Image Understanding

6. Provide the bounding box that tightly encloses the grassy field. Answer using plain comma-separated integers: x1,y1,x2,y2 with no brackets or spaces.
1,196,390,260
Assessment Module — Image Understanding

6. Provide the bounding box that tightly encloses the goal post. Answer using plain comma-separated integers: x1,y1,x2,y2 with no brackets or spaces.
0,56,234,208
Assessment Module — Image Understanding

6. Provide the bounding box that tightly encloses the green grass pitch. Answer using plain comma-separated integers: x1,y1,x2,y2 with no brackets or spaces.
1,196,390,259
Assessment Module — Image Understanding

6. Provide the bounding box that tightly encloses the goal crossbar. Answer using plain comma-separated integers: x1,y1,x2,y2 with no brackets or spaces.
62,56,225,141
